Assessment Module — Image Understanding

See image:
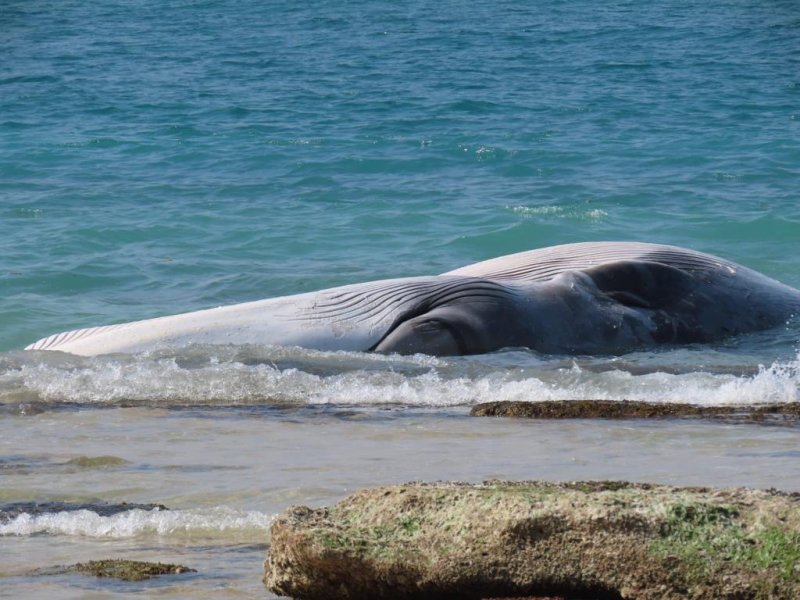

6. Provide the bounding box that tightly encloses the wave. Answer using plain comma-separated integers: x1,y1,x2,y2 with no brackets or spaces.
0,344,798,408
0,505,273,542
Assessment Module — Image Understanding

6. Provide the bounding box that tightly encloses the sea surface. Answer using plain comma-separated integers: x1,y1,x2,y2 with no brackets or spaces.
2,0,800,597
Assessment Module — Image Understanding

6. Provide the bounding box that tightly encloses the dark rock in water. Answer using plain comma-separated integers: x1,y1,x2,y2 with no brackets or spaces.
483,597,569,600
483,597,571,600
37,559,196,581
0,501,168,524
264,480,800,600
470,400,800,424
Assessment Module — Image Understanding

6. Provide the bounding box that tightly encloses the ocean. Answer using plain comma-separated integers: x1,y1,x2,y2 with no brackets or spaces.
2,0,799,597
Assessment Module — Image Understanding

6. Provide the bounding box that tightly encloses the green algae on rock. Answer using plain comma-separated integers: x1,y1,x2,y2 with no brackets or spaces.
38,559,196,581
264,481,800,600
470,400,800,423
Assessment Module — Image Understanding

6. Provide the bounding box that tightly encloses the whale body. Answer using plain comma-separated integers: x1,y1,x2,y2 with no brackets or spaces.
25,242,800,357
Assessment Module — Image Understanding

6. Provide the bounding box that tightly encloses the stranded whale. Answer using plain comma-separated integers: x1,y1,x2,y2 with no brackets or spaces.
26,242,800,357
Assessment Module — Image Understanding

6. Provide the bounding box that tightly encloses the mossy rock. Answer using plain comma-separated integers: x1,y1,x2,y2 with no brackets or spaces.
265,480,800,600
38,559,196,581
470,400,800,424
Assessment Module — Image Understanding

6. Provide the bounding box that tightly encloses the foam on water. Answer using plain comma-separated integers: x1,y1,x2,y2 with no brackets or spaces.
0,506,273,542
508,204,609,222
2,345,798,407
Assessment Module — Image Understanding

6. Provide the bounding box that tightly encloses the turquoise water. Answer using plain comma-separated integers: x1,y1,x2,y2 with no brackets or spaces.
2,1,800,598
4,0,800,350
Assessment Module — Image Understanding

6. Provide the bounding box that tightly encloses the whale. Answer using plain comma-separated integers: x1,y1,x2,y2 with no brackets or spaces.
25,241,800,357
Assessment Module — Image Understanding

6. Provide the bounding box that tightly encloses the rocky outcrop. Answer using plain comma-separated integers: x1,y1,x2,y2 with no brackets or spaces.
470,400,800,423
264,481,800,600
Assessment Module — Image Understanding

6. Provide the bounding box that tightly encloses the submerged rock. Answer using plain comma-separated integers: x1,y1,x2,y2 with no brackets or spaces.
470,400,800,424
0,500,168,524
64,455,130,468
264,480,800,600
37,559,196,581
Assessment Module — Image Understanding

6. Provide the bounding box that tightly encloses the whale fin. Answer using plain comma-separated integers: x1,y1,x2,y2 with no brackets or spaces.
25,323,131,351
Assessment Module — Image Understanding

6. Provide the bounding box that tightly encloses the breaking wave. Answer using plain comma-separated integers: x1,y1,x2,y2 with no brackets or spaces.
0,505,273,542
0,343,798,408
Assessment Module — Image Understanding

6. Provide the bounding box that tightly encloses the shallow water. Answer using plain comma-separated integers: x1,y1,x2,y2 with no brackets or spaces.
2,345,799,597
2,0,800,597
2,403,800,598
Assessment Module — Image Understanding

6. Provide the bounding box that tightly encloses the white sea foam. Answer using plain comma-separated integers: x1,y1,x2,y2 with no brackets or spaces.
508,204,608,221
1,347,798,407
0,506,273,542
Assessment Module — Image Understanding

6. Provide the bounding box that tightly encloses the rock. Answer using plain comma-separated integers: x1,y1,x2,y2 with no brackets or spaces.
482,597,568,600
482,597,567,600
37,559,196,581
64,455,130,468
0,500,168,524
264,480,800,600
470,400,800,424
